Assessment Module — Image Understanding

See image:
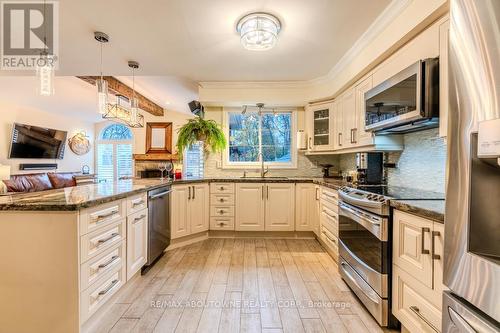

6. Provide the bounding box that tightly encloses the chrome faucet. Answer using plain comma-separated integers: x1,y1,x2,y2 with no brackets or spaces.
258,152,269,178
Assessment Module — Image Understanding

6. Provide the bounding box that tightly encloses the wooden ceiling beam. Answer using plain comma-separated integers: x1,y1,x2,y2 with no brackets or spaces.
77,76,164,117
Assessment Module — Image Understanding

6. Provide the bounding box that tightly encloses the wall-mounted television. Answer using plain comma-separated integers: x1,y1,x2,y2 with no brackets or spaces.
9,123,67,160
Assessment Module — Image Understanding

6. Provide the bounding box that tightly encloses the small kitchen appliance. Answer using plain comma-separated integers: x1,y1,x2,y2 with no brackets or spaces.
355,153,383,184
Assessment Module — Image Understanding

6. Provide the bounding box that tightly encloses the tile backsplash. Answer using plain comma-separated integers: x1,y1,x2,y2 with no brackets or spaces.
339,128,447,193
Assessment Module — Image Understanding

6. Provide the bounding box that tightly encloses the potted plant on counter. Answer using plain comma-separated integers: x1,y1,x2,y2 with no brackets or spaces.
176,116,227,158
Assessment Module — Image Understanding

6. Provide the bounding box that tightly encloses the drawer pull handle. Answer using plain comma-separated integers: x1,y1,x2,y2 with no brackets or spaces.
421,227,431,254
322,231,336,244
97,233,119,245
98,255,119,269
96,210,119,221
218,210,225,214
218,222,226,227
219,186,225,190
132,200,144,207
219,198,225,202
409,306,439,332
134,215,146,222
431,231,441,260
98,279,119,296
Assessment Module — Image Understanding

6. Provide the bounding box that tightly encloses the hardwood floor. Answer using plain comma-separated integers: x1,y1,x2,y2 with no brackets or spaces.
85,238,399,333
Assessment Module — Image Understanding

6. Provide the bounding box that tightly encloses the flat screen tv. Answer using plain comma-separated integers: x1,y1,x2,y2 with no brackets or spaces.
9,123,67,159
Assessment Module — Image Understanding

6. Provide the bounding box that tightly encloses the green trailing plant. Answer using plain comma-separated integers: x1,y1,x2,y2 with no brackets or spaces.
176,116,227,158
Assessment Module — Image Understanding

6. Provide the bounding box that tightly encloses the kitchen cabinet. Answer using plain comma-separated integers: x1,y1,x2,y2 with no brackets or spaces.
340,87,357,148
171,184,209,239
306,102,335,151
392,210,445,333
332,99,343,150
235,183,295,231
265,183,295,231
439,19,449,138
126,209,148,280
295,184,320,233
235,183,265,231
318,186,339,259
355,76,375,146
210,183,235,231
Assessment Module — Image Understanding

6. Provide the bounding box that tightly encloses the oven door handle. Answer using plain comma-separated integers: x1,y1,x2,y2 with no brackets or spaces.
340,261,380,304
340,203,380,226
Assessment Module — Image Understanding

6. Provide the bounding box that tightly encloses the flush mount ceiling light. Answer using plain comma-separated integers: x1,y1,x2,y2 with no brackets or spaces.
236,12,281,51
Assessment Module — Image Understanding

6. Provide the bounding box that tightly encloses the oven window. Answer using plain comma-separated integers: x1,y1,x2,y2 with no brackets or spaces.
339,216,389,274
469,134,500,263
365,74,417,127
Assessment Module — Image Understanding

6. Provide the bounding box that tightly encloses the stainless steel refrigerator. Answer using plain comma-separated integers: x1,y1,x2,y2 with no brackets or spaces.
444,0,500,331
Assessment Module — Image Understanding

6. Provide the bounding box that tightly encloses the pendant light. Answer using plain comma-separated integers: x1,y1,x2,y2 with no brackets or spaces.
128,61,140,125
94,31,109,115
36,0,54,96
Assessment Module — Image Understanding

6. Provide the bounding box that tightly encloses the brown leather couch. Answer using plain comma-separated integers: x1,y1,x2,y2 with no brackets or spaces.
2,172,80,193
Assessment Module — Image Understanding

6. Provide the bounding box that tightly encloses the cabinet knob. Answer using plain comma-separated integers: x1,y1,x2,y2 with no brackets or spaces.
219,186,224,190
219,198,225,202
219,222,226,227
219,210,225,214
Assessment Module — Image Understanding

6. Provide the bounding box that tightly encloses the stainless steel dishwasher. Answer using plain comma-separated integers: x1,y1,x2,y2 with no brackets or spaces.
143,185,171,273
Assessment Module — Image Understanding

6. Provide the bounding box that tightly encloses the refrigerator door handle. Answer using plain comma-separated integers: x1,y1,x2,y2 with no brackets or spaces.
448,306,476,333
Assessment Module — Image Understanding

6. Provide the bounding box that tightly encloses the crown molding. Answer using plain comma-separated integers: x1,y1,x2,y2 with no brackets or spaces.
199,0,412,91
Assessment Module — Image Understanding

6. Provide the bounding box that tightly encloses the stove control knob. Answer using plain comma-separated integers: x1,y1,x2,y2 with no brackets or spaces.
378,197,385,202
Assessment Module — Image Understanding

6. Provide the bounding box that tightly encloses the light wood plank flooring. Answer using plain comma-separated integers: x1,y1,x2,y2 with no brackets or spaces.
85,238,399,333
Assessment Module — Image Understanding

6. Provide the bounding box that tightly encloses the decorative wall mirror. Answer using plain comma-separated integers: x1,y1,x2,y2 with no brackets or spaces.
146,122,172,154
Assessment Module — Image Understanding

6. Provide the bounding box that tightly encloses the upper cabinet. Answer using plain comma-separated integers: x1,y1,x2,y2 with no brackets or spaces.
439,19,449,138
339,87,356,148
306,102,335,152
355,76,375,146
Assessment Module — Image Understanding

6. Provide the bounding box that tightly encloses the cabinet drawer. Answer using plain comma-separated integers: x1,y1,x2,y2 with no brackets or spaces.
393,266,442,333
210,183,235,194
210,193,235,205
81,241,125,291
80,200,125,235
321,207,338,237
321,228,339,257
81,219,125,263
80,264,125,322
210,217,235,230
126,193,147,215
211,205,235,217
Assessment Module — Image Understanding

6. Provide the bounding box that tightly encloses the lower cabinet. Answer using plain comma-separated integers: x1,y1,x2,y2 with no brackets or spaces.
171,184,209,239
295,183,320,234
392,210,445,332
235,183,295,231
126,209,148,280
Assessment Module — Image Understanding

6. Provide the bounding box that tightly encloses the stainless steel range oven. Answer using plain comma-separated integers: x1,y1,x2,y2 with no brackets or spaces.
338,187,392,327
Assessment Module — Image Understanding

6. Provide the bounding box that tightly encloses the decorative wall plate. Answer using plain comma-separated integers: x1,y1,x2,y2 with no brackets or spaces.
68,132,91,155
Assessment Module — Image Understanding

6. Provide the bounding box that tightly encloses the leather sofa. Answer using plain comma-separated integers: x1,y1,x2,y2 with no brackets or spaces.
2,172,80,193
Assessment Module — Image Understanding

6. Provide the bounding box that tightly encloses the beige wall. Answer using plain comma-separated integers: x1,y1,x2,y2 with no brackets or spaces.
0,101,95,174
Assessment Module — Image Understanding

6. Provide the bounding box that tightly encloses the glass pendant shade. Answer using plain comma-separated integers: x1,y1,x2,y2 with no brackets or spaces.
36,54,55,96
237,13,281,51
130,97,140,124
97,78,108,115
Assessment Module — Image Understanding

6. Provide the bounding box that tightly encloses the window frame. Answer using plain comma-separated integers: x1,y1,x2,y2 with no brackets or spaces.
222,108,297,169
95,123,134,182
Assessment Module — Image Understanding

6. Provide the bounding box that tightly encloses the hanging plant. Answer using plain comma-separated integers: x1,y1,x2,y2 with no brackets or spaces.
176,116,227,158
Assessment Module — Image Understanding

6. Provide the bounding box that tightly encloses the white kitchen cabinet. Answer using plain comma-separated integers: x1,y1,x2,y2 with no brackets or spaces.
340,87,357,148
171,185,191,239
393,210,445,333
306,102,335,151
171,184,209,239
190,184,210,234
235,183,265,231
295,183,320,233
126,209,148,280
265,183,295,231
332,99,343,150
355,75,375,146
439,19,449,138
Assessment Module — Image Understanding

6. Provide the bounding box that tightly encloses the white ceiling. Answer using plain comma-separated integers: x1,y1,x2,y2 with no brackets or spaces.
0,76,198,119
57,0,390,81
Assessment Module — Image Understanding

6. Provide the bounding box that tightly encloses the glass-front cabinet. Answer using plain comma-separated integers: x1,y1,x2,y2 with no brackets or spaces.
306,102,334,151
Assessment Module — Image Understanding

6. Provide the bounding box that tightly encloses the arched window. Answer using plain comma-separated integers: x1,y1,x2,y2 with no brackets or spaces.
96,124,133,182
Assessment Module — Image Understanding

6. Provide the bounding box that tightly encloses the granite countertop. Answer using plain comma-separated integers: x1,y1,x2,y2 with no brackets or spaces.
0,178,171,211
0,177,348,211
390,199,445,223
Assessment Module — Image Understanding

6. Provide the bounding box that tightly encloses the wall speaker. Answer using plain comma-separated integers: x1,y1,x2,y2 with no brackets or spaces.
188,100,204,117
19,163,58,171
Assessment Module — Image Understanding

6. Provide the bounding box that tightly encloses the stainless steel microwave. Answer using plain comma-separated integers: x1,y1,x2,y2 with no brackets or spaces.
364,58,439,134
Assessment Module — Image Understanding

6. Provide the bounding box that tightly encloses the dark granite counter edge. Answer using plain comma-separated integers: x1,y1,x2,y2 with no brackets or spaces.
0,178,345,212
390,200,445,223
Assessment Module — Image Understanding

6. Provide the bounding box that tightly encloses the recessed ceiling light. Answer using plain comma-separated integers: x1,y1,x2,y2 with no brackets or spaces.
236,12,281,51
165,101,171,105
